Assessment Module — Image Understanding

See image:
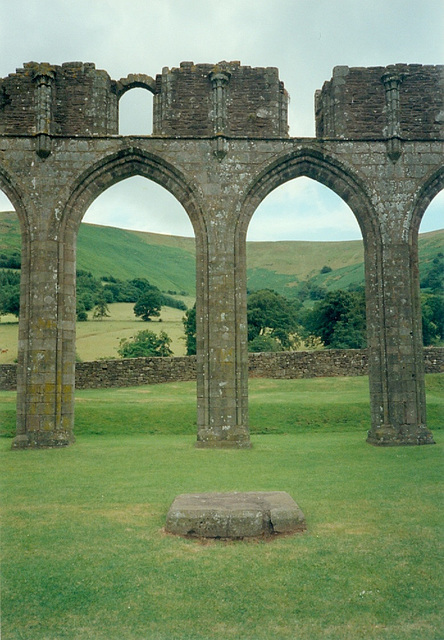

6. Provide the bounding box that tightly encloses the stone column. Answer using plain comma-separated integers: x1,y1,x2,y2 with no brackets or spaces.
209,68,231,160
195,205,250,448
381,68,407,162
32,64,55,159
12,222,76,449
209,69,231,134
365,233,435,446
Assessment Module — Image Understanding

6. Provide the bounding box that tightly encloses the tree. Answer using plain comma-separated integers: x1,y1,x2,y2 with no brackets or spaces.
118,329,173,358
247,289,300,349
92,297,110,320
0,271,21,319
183,291,308,355
76,298,88,322
248,334,282,353
320,265,332,274
183,304,196,355
305,289,366,349
421,292,444,345
421,253,443,293
0,289,20,318
134,290,163,321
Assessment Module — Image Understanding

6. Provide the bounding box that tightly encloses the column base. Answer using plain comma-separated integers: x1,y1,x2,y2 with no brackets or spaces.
12,432,75,449
196,425,251,449
366,423,435,446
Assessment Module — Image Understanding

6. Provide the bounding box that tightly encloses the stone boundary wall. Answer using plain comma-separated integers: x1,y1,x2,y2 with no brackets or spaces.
1,348,442,392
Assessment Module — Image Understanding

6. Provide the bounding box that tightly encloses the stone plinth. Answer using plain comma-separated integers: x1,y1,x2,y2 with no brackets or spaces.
165,491,306,539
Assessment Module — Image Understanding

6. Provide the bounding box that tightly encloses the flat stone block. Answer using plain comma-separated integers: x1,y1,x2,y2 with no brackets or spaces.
165,491,306,539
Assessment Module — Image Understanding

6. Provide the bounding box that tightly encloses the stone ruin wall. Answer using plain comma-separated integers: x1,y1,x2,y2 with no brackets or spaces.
0,60,288,138
0,348,442,392
0,59,442,448
315,64,444,139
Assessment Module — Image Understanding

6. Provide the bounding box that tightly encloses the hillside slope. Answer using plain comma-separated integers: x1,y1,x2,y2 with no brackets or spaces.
0,211,442,296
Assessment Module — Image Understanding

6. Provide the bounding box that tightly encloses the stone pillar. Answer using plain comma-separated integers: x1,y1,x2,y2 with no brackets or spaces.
195,209,250,448
209,68,231,134
12,229,76,449
209,68,231,160
366,235,435,446
32,64,55,158
381,68,407,162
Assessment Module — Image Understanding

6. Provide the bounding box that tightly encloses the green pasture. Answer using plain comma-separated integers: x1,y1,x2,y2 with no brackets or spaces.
76,302,190,361
0,301,191,364
0,375,443,639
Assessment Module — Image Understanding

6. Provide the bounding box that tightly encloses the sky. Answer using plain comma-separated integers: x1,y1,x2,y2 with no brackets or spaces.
0,0,443,241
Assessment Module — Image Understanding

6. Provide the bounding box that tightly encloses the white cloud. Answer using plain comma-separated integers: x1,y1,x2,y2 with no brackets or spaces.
83,176,194,236
247,177,362,241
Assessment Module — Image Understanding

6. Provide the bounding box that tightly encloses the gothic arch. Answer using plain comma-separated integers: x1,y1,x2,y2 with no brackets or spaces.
406,165,444,369
0,164,32,306
233,146,393,445
238,147,379,242
409,165,444,238
0,164,30,238
58,147,207,242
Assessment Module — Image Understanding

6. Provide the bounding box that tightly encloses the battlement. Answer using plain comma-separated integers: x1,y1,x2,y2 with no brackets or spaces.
152,61,289,137
1,61,442,141
0,60,289,139
315,64,444,139
0,62,117,136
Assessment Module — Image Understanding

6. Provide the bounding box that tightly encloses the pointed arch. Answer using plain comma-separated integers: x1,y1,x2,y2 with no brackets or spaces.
410,165,444,239
238,146,379,243
0,164,30,240
58,146,207,242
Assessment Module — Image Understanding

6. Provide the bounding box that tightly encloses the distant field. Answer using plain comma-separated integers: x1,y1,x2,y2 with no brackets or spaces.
0,302,190,364
0,210,442,363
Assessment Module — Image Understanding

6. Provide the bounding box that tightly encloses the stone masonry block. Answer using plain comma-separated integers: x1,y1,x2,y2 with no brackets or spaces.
165,491,306,539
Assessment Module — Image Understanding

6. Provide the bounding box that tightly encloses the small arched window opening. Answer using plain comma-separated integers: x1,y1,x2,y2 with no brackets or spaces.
119,88,154,135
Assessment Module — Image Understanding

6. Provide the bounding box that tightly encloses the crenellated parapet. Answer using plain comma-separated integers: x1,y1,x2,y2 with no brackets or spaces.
0,60,289,141
315,64,444,141
152,61,289,138
0,61,118,137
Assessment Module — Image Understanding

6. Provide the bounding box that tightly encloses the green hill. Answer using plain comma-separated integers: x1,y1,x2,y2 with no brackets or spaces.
0,211,442,296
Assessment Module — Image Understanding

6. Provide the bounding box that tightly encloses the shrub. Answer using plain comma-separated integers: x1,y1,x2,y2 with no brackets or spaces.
117,329,173,358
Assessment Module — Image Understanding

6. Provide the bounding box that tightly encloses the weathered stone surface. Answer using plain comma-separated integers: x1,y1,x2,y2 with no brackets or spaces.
165,492,306,539
0,61,441,448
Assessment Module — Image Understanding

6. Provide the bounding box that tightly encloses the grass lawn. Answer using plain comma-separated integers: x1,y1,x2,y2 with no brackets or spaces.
0,376,443,639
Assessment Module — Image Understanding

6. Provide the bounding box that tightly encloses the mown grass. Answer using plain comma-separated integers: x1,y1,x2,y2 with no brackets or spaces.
0,375,443,439
0,376,443,639
1,437,442,639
